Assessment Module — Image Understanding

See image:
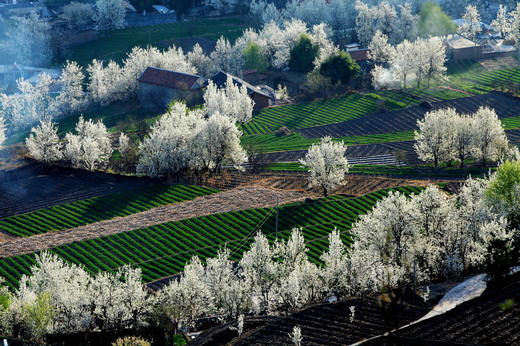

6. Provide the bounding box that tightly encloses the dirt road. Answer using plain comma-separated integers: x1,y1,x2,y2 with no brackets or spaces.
0,187,309,258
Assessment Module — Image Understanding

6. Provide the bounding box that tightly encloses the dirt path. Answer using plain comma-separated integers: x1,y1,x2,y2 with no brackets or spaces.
0,187,310,258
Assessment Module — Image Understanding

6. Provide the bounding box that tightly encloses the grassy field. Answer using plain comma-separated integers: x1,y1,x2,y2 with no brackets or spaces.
242,131,415,153
0,184,218,237
0,186,424,290
68,17,248,66
262,162,491,178
241,89,467,136
243,113,520,154
446,59,520,94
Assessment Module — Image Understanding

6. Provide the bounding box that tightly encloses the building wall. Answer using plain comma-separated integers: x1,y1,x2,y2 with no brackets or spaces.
251,93,272,110
450,46,484,60
138,83,202,112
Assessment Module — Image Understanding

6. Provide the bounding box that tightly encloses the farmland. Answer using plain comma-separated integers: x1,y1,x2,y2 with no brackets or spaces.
68,17,248,66
243,93,520,154
241,89,467,136
0,186,424,290
447,59,520,94
262,162,490,178
0,184,218,237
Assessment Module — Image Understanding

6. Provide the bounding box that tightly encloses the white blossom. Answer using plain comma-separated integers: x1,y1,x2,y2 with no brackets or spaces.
414,108,457,167
492,5,512,39
64,116,113,170
299,137,349,197
26,119,63,165
457,5,481,40
94,0,126,31
58,61,86,114
289,325,302,346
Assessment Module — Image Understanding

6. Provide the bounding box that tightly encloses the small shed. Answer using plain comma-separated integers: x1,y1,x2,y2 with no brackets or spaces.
137,67,203,111
445,35,483,60
206,71,274,110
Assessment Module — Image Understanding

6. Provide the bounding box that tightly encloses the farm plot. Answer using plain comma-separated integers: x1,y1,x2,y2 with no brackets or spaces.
68,17,247,66
0,186,424,290
298,93,520,139
242,131,414,154
0,164,159,218
241,89,468,136
233,299,429,346
0,184,218,237
447,60,520,94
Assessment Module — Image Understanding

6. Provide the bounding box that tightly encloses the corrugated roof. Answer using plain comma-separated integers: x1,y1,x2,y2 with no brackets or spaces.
138,67,202,90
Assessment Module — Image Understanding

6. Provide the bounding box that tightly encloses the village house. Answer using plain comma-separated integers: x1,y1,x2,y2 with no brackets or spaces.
137,68,275,112
205,71,274,110
445,34,483,60
137,67,204,111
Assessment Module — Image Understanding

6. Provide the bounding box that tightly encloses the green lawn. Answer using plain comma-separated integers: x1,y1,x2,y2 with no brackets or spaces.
0,184,218,237
68,17,248,66
0,186,424,290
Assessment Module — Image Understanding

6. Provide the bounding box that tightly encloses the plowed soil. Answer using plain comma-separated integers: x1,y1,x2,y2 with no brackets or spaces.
0,187,308,257
297,92,520,139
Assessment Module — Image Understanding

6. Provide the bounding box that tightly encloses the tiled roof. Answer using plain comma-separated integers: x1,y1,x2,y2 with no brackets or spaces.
138,67,201,90
348,49,370,62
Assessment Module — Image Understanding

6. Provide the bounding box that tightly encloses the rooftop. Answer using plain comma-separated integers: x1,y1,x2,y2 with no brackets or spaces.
138,67,202,90
446,34,480,49
207,71,271,98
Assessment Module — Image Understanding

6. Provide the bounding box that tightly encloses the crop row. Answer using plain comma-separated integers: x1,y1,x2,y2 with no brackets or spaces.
241,131,414,154
0,186,425,290
241,88,470,137
0,184,218,237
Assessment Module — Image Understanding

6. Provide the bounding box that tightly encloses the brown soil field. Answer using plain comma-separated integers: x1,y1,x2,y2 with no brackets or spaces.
0,186,308,257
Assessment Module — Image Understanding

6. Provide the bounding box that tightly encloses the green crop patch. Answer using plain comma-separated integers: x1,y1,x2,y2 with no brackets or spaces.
0,184,218,237
0,186,424,290
68,18,248,66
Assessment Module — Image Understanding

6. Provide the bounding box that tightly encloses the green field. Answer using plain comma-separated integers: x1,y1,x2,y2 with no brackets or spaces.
243,112,520,154
241,89,467,136
446,60,520,94
242,131,415,153
0,184,218,237
263,162,491,178
0,186,424,290
68,17,248,66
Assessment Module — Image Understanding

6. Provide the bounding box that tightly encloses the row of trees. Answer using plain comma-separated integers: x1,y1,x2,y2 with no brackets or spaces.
26,78,252,173
250,0,424,44
1,18,338,131
369,33,446,89
1,168,517,341
137,102,247,177
26,117,116,171
414,106,519,167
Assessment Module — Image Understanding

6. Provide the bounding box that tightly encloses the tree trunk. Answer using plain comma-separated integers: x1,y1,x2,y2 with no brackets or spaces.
323,185,328,198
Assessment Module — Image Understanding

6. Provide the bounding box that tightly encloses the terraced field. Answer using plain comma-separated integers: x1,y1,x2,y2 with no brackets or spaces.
446,60,520,94
241,89,467,136
0,186,424,290
0,184,218,237
298,93,520,139
242,131,415,153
